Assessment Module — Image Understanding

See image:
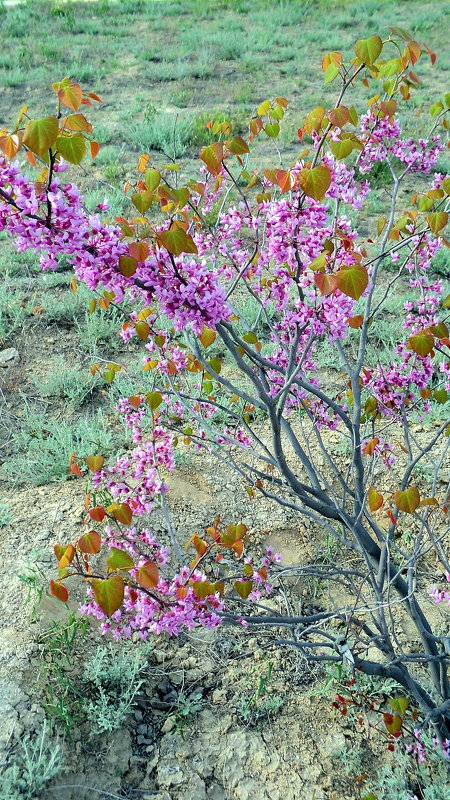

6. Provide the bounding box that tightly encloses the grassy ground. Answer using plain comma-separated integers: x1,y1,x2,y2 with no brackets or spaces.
0,0,449,484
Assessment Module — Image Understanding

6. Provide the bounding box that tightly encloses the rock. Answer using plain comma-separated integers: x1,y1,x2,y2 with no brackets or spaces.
0,347,19,367
161,717,175,733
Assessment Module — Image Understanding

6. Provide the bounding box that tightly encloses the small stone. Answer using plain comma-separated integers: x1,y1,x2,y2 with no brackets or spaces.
161,717,175,733
0,348,19,366
134,709,143,722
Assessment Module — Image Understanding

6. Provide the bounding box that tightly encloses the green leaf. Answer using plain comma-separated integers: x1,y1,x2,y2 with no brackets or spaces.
427,212,448,234
433,389,448,404
132,191,153,214
158,227,198,256
92,575,124,616
119,255,138,277
389,696,409,714
264,123,280,138
330,139,353,160
407,333,434,357
108,502,133,525
106,547,134,571
335,265,368,300
23,116,59,157
323,64,339,84
234,580,252,599
144,168,161,191
354,35,383,65
199,142,224,176
299,165,331,201
146,391,163,410
207,357,222,375
394,487,420,514
55,132,86,164
227,136,249,155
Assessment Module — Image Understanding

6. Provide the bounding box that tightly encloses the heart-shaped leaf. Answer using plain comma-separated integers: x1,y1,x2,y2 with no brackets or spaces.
200,142,223,176
86,456,105,473
394,487,420,514
427,212,448,234
354,36,383,65
23,116,59,157
92,575,124,616
49,580,69,603
407,333,434,357
78,530,101,554
200,327,216,348
234,580,252,599
106,547,134,572
368,486,384,512
55,132,86,164
336,265,368,300
299,165,331,201
158,227,198,256
136,560,159,590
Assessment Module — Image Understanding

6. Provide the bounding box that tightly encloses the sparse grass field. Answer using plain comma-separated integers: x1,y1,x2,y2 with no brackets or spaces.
0,0,448,483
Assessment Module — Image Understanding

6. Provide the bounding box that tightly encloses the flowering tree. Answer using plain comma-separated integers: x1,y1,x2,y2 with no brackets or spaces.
1,30,450,743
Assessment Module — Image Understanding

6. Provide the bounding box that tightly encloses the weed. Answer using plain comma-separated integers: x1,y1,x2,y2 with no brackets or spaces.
18,551,48,619
171,690,205,738
82,642,150,735
0,720,64,799
235,660,284,725
130,112,193,159
2,406,118,486
32,361,99,409
430,247,450,277
0,501,12,527
75,306,124,354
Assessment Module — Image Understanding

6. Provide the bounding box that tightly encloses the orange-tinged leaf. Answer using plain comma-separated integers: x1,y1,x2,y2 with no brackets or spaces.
368,486,384,512
363,437,379,456
302,105,325,134
227,136,249,155
200,326,216,348
129,241,149,262
394,487,420,514
57,82,82,111
109,502,133,525
85,455,104,473
62,113,93,134
135,321,150,341
69,452,82,477
328,106,350,128
314,272,337,296
90,140,100,158
136,560,159,590
88,506,106,522
49,580,69,603
299,165,331,201
200,142,224,176
0,133,23,159
58,544,75,569
23,116,59,157
78,530,101,554
348,315,364,329
336,265,368,300
92,575,124,616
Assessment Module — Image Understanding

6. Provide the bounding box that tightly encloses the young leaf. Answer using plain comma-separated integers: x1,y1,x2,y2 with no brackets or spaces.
200,327,216,348
136,561,159,590
92,575,124,616
354,36,383,65
368,486,384,512
78,530,101,554
119,255,138,277
407,333,434,357
158,228,198,256
49,580,69,603
394,487,420,514
55,133,87,164
23,117,59,157
57,82,82,111
427,212,448,234
234,580,253,599
200,142,224,176
299,165,331,201
86,455,105,472
106,547,134,571
109,502,133,525
146,391,163,410
335,265,368,300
